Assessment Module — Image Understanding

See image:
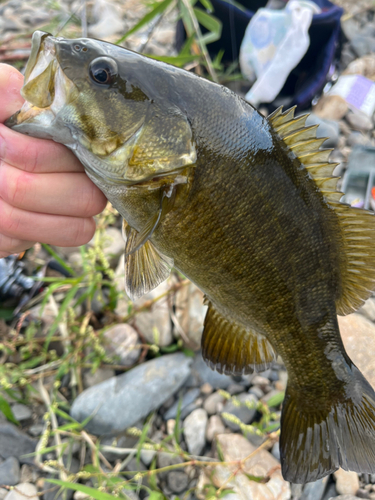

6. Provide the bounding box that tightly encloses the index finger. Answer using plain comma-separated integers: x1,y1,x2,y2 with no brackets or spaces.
0,124,85,173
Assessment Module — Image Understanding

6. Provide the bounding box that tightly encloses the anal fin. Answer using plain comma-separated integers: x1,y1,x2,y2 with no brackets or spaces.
123,220,174,301
202,301,276,376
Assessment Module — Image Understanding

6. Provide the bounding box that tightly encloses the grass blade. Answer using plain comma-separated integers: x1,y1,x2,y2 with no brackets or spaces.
116,0,175,44
46,480,119,500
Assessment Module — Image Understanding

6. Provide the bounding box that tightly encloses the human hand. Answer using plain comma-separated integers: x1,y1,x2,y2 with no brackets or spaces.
0,63,107,258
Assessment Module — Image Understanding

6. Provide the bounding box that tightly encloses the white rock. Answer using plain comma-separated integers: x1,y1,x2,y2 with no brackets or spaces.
357,298,375,322
103,324,141,366
206,415,226,442
338,314,375,389
132,281,173,347
334,469,360,496
89,0,125,39
175,282,208,348
4,483,38,500
197,434,290,500
203,392,225,416
183,408,208,456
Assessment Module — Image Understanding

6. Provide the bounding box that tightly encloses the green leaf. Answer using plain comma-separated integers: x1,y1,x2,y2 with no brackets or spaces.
145,54,200,67
0,395,19,425
0,308,14,320
265,391,285,408
148,492,166,500
199,0,214,11
42,244,75,277
116,0,175,44
46,480,118,500
193,8,221,44
243,472,270,484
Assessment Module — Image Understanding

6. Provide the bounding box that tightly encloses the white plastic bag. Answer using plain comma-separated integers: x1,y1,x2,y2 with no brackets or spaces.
240,0,321,107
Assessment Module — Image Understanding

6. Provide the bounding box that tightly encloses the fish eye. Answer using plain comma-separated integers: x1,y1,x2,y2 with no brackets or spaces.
89,57,118,85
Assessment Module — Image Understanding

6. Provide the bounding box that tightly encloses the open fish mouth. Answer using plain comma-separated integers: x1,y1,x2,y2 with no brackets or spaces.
5,31,77,141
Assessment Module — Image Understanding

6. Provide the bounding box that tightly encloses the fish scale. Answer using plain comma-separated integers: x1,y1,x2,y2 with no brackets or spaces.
6,30,375,484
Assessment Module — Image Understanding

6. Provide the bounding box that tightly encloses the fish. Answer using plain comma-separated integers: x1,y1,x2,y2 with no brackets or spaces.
6,30,375,484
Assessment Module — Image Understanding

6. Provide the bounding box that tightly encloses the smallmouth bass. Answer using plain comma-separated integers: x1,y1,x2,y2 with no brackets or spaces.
6,30,375,483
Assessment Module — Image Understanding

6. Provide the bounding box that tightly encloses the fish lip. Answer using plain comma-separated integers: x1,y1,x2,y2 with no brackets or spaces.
24,31,55,84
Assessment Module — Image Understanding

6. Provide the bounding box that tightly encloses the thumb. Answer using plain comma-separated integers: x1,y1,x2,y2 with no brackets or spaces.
0,63,24,123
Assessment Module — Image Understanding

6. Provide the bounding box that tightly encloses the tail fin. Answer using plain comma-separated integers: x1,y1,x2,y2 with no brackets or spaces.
280,365,375,483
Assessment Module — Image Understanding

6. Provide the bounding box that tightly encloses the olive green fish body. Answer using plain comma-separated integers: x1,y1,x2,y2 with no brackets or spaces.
8,31,375,484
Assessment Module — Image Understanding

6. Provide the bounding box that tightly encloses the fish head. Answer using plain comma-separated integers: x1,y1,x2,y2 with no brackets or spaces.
6,31,196,185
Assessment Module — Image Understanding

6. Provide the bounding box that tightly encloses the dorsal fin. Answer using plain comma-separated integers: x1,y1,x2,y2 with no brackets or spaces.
268,106,375,315
201,301,276,375
268,106,341,202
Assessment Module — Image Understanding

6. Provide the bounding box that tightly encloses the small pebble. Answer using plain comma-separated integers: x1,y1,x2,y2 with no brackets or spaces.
334,469,360,496
0,457,20,486
206,415,225,442
183,408,208,456
10,405,32,423
200,383,213,395
203,392,225,416
167,470,189,493
4,483,37,500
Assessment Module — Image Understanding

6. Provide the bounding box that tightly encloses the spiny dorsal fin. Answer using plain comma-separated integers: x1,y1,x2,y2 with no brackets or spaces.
123,220,174,301
268,106,375,315
202,301,276,375
268,106,340,202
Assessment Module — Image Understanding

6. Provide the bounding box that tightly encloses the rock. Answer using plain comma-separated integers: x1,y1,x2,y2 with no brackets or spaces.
121,491,139,500
249,386,265,399
358,298,375,322
272,442,280,461
19,465,37,484
305,113,340,148
206,415,226,442
197,433,290,500
329,497,362,500
351,35,375,58
347,131,371,147
103,324,141,367
4,483,38,500
139,450,156,467
89,0,125,39
164,388,200,420
27,424,44,438
346,111,373,132
334,469,360,496
338,314,375,389
183,408,208,456
200,383,213,395
0,490,7,500
341,18,360,42
0,424,36,464
203,392,225,416
314,95,349,121
0,457,20,486
343,54,375,81
83,368,116,388
191,355,232,390
221,393,258,431
73,492,89,500
132,281,173,347
167,471,189,494
174,282,208,348
70,353,192,435
301,477,328,500
156,452,184,479
10,405,32,423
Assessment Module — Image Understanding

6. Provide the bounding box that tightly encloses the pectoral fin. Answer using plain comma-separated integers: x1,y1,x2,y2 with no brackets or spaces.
202,301,276,375
123,220,174,301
